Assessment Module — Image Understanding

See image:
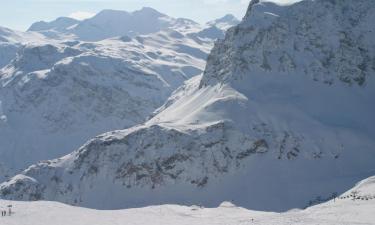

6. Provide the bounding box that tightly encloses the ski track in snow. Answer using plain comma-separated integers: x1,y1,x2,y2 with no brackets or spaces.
0,187,374,225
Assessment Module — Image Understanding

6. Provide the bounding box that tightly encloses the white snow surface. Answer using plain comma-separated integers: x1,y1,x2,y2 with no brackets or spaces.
0,176,374,225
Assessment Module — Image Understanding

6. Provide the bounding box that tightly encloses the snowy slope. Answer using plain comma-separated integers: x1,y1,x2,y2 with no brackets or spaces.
0,27,47,68
0,176,374,225
1,0,374,212
0,28,214,182
0,8,239,182
0,8,237,182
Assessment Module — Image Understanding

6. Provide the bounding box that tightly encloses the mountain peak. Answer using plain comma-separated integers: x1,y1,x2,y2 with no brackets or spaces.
28,17,79,32
135,7,166,17
92,9,130,19
216,14,239,23
55,17,79,23
207,14,240,30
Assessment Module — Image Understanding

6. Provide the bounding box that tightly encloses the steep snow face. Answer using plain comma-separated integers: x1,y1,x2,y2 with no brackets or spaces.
0,28,213,182
1,0,375,212
0,176,374,225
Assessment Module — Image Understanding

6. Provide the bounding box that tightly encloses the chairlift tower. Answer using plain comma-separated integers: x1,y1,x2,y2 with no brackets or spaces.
7,205,12,216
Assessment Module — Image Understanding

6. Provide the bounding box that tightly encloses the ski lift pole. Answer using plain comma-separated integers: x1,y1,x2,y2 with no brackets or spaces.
7,205,12,216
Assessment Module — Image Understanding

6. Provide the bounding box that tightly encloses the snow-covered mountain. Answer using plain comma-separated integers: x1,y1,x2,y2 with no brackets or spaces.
28,17,79,33
28,7,225,42
1,0,374,212
0,26,47,68
207,14,240,31
0,29,213,181
1,175,374,225
0,8,238,182
28,17,80,40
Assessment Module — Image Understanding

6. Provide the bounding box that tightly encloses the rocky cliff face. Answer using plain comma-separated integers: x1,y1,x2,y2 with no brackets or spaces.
201,0,375,87
1,0,374,212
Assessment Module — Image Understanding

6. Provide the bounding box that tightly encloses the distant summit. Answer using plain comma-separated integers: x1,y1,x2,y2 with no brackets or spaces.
207,14,240,30
27,8,239,41
27,8,196,41
28,17,79,32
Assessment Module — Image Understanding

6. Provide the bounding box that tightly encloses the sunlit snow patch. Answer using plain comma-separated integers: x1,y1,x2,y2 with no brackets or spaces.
261,0,303,6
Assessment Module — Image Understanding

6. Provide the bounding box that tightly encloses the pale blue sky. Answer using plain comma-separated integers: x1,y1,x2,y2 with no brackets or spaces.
0,0,251,31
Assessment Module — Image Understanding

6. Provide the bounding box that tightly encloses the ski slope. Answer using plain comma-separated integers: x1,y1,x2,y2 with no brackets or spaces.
0,176,374,225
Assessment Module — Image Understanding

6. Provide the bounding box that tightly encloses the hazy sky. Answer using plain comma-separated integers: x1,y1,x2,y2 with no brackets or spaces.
0,0,252,31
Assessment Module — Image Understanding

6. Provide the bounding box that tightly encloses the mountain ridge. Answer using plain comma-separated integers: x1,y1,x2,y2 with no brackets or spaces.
0,9,239,182
27,7,237,42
